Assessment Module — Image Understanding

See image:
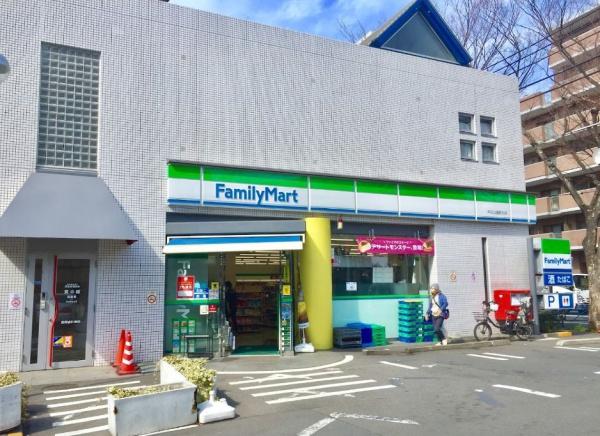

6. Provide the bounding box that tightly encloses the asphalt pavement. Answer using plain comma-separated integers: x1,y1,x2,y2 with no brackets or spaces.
20,336,600,436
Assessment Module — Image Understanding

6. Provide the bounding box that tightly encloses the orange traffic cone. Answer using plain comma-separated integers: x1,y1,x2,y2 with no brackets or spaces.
117,331,140,375
112,329,126,368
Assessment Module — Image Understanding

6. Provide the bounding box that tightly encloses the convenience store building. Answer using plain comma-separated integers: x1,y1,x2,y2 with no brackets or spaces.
0,0,533,371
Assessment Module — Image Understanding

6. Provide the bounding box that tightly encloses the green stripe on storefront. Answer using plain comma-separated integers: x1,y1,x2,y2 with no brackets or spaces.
168,163,201,180
333,294,428,300
356,180,397,195
398,184,437,198
527,195,536,205
439,187,475,201
511,193,528,205
476,191,510,203
165,299,220,305
541,239,571,254
203,166,308,188
310,176,355,192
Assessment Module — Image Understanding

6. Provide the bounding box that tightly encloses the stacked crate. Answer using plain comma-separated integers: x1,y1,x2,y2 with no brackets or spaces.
333,327,362,348
398,300,434,343
370,324,387,346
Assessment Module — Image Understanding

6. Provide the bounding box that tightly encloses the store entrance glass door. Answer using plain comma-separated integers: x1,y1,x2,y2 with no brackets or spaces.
22,254,96,370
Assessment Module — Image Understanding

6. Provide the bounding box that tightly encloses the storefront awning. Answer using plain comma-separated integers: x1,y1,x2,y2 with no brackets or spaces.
163,234,304,254
0,172,137,241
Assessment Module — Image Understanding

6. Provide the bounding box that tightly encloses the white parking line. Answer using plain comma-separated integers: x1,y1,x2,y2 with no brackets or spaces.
493,384,561,398
594,371,600,375
47,396,108,408
554,346,599,352
218,354,354,375
52,414,108,427
49,405,107,417
380,361,418,370
578,347,600,351
467,354,508,361
44,380,140,394
483,353,526,359
140,424,199,435
266,385,396,405
55,425,110,436
239,375,358,391
47,386,147,401
298,417,337,436
252,380,376,397
229,370,343,385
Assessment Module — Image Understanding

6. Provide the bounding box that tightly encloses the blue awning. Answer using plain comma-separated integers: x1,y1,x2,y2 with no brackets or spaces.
163,234,304,254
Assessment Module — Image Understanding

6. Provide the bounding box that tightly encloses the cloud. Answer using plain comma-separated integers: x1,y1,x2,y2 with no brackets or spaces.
171,0,410,40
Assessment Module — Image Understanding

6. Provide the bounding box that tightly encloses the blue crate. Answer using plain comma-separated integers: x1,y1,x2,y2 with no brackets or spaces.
346,323,372,344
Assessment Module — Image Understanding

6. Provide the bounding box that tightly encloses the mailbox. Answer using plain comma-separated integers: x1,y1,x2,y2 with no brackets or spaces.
493,289,530,321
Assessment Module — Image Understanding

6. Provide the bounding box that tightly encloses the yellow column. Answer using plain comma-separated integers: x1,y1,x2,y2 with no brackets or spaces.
300,217,332,350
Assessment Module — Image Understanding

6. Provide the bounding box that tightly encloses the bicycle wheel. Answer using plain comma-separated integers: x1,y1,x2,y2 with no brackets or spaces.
474,322,492,341
515,323,533,341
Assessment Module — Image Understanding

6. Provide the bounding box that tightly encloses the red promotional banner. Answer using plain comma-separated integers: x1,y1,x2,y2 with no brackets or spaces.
356,237,434,255
176,275,195,299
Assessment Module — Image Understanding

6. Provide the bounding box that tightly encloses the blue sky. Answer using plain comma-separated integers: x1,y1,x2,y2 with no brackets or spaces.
170,0,412,41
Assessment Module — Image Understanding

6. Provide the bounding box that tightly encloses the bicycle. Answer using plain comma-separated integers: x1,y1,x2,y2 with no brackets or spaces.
473,300,533,341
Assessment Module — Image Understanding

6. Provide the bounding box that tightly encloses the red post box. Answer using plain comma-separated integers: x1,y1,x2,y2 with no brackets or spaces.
492,289,530,321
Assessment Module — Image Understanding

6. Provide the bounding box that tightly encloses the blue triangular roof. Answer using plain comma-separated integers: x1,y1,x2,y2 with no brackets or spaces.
362,0,472,66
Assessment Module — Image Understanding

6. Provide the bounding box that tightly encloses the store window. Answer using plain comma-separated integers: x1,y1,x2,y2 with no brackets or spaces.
37,43,100,170
480,116,495,136
459,113,474,133
460,140,476,161
332,235,432,297
482,142,497,163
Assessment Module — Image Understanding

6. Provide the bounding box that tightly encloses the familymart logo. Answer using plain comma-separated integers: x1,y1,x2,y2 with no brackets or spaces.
215,183,300,206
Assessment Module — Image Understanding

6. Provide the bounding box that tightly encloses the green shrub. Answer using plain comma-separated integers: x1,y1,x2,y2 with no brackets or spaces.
108,385,165,399
571,324,590,334
162,355,216,403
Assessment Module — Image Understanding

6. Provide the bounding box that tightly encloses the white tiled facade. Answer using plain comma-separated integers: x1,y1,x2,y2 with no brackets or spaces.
0,0,528,371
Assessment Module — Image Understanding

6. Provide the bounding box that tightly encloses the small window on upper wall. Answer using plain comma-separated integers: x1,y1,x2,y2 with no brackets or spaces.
459,113,474,133
482,143,497,163
480,116,495,136
460,140,476,161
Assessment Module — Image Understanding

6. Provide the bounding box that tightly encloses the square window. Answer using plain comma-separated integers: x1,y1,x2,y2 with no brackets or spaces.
460,140,476,161
459,113,473,133
480,116,495,136
482,143,497,163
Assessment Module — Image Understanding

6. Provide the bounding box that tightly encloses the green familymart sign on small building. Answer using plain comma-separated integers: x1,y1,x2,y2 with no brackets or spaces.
167,163,536,224
537,238,573,286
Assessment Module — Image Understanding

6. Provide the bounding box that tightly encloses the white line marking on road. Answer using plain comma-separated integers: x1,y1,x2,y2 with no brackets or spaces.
493,384,561,398
475,389,484,393
331,412,419,425
422,364,437,368
229,370,342,385
52,414,108,427
297,417,337,436
217,354,354,374
44,380,140,394
483,353,526,359
47,386,147,401
266,385,396,405
239,375,358,390
55,425,110,436
380,361,418,370
47,396,108,408
297,412,418,435
554,346,599,352
577,347,600,351
252,380,375,397
538,337,559,341
140,424,199,435
49,405,106,417
557,338,600,346
467,354,509,361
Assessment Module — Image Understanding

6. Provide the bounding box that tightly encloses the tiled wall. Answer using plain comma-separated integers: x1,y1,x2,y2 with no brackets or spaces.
0,0,527,369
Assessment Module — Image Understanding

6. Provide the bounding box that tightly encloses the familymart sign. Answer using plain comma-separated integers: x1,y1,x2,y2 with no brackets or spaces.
167,163,536,224
538,239,573,286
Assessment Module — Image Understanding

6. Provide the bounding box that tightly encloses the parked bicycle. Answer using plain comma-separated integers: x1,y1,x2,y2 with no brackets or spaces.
473,300,533,341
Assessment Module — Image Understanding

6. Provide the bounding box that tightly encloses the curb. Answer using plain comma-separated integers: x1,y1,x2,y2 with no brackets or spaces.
556,336,600,347
540,331,573,338
363,339,511,356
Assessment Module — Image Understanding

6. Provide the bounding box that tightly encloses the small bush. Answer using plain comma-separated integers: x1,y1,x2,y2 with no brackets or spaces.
0,372,28,418
162,355,216,403
571,324,590,334
108,385,165,399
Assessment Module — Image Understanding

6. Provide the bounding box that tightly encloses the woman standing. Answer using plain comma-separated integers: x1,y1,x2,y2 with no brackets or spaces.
426,283,449,346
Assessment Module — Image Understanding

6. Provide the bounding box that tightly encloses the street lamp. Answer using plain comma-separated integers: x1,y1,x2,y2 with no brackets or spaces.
0,54,10,83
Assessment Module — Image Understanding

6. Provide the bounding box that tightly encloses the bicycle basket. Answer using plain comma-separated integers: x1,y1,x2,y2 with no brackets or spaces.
473,311,487,322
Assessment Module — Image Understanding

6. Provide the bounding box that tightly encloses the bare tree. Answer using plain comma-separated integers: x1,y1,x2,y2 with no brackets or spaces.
520,0,600,330
437,0,547,88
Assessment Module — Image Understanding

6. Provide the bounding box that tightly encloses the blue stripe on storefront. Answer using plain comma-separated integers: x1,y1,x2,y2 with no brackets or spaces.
168,198,201,205
356,209,399,216
310,206,356,213
477,217,511,222
202,200,309,211
399,212,438,218
168,235,303,246
439,214,476,220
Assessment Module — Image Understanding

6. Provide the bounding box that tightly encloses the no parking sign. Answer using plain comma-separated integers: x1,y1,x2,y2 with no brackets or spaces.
8,293,22,311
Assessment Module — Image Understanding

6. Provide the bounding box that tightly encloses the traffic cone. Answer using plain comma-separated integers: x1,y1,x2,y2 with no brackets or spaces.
112,329,126,368
117,331,140,375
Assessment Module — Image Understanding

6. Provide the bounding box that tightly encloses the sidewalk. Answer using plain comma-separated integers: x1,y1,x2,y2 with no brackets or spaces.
363,338,511,356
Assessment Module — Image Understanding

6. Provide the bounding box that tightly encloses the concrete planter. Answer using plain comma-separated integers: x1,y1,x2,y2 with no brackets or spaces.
0,381,22,433
107,362,197,436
